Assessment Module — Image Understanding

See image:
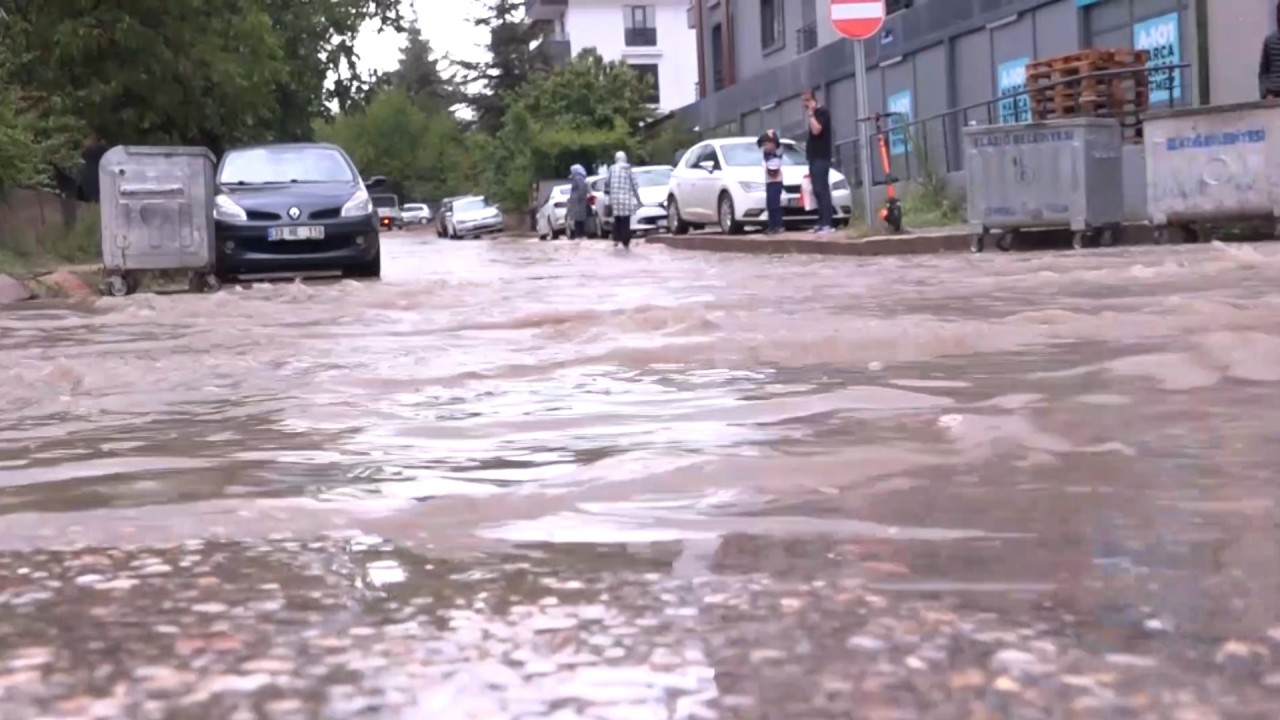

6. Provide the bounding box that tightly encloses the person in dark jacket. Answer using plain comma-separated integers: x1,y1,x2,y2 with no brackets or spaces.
1260,4,1280,99
803,90,835,233
566,164,591,239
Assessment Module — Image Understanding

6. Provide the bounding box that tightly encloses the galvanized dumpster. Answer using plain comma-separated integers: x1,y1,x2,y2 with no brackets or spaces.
964,118,1124,252
1144,100,1280,244
99,146,219,296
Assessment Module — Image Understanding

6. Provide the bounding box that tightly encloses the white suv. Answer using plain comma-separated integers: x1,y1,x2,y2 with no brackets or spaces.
666,137,853,234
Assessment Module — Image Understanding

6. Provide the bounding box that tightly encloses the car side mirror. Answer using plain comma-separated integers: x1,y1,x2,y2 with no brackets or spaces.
698,160,716,173
364,175,386,189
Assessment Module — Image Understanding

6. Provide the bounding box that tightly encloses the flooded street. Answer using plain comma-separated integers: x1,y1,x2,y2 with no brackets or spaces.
4,233,1280,718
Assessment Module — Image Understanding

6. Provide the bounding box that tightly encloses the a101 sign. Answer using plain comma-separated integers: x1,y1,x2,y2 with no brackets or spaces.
830,0,887,40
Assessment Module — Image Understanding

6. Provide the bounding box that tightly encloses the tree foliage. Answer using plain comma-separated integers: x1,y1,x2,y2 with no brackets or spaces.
0,0,405,154
316,89,466,204
0,41,82,188
476,50,655,207
458,0,548,133
513,49,655,133
381,21,460,113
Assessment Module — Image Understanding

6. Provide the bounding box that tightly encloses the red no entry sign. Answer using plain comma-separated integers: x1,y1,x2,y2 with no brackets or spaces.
830,0,887,40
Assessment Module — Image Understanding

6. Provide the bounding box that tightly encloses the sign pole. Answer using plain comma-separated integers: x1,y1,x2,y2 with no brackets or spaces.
854,39,874,229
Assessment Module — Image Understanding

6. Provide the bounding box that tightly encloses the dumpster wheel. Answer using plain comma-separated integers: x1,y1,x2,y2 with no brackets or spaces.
970,233,987,253
996,233,1014,252
1095,227,1117,247
105,274,133,297
189,273,222,294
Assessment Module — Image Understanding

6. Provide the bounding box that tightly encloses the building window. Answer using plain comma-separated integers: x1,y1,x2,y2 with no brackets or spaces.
711,23,725,91
796,23,817,54
624,5,658,46
631,63,661,104
761,0,784,52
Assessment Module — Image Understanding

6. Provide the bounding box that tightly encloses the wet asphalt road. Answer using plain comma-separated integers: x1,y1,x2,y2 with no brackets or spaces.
3,230,1280,718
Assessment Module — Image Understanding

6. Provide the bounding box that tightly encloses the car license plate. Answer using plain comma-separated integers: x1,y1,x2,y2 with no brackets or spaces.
785,196,800,208
268,225,324,241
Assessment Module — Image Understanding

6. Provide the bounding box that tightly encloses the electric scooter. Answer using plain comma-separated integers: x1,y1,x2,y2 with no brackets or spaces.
870,112,904,233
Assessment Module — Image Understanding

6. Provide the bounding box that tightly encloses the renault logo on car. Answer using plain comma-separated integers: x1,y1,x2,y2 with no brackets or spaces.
288,206,301,220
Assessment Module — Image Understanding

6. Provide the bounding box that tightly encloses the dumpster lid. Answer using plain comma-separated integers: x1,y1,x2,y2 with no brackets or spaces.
961,116,1121,136
1144,99,1280,122
105,145,217,162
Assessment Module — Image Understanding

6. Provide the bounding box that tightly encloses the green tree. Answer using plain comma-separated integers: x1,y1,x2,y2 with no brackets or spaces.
459,0,548,133
0,40,82,188
483,49,655,202
514,49,654,132
316,89,467,203
383,21,459,113
0,0,405,152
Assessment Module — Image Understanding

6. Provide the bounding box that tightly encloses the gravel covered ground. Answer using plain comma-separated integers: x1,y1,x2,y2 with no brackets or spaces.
2,537,1279,719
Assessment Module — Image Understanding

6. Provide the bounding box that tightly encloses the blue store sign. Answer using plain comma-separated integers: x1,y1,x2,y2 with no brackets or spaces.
886,90,912,156
996,57,1031,125
1134,12,1182,104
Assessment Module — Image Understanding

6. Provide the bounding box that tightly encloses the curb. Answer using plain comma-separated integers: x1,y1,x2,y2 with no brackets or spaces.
0,267,102,304
646,230,971,256
645,224,1162,256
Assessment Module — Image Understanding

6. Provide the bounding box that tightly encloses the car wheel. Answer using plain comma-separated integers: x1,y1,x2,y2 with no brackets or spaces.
717,192,744,235
345,251,381,279
667,197,691,235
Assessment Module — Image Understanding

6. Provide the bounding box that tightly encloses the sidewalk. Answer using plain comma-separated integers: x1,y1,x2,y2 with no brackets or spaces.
646,223,1163,256
645,225,973,256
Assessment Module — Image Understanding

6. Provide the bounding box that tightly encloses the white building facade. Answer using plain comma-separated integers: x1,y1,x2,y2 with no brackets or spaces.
528,0,699,113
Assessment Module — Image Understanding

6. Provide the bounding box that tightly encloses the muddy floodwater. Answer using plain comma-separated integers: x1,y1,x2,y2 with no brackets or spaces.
3,234,1280,718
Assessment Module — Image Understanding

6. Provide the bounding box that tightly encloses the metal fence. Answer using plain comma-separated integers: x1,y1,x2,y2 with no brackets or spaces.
832,63,1193,189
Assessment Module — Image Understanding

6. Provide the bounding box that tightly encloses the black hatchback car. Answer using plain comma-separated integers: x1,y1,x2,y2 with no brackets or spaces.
212,143,384,279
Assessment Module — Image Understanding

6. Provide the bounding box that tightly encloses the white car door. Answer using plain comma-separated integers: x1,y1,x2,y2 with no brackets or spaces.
670,145,703,222
690,145,725,222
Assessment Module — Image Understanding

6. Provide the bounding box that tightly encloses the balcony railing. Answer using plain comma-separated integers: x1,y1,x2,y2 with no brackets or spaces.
795,22,817,54
535,35,572,66
625,27,658,46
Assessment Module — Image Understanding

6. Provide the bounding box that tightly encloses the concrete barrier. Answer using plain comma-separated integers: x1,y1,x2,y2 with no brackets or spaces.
647,223,1161,257
0,274,32,304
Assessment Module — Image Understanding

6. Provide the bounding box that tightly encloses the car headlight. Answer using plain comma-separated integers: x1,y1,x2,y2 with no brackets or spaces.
213,194,247,222
738,181,765,194
832,178,850,191
342,188,374,217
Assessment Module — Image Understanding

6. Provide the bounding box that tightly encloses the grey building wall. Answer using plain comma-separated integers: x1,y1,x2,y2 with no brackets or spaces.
677,0,1202,186
1206,0,1271,104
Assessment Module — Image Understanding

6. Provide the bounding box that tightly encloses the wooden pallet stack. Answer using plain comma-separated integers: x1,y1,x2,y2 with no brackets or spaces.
1024,49,1150,143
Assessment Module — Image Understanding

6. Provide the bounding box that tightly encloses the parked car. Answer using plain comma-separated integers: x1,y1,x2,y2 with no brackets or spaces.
402,202,432,224
212,142,383,279
666,138,853,234
372,193,402,230
535,184,571,239
445,195,504,238
585,174,607,237
435,196,464,237
598,165,671,237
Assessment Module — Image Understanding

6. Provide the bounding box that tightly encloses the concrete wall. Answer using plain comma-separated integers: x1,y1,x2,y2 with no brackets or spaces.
1206,0,1272,104
0,189,87,246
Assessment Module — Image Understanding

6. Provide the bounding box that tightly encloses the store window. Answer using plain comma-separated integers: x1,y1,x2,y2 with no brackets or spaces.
1084,0,1187,106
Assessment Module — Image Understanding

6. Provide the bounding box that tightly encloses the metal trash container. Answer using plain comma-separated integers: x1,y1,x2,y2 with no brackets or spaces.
1143,100,1280,244
99,146,219,296
964,117,1124,252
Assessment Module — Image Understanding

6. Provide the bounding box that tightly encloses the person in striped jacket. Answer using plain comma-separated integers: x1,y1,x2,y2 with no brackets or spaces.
1259,4,1280,99
606,151,643,249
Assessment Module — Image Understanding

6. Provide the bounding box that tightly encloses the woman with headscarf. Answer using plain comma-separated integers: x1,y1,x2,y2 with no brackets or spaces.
606,151,643,249
567,164,590,239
